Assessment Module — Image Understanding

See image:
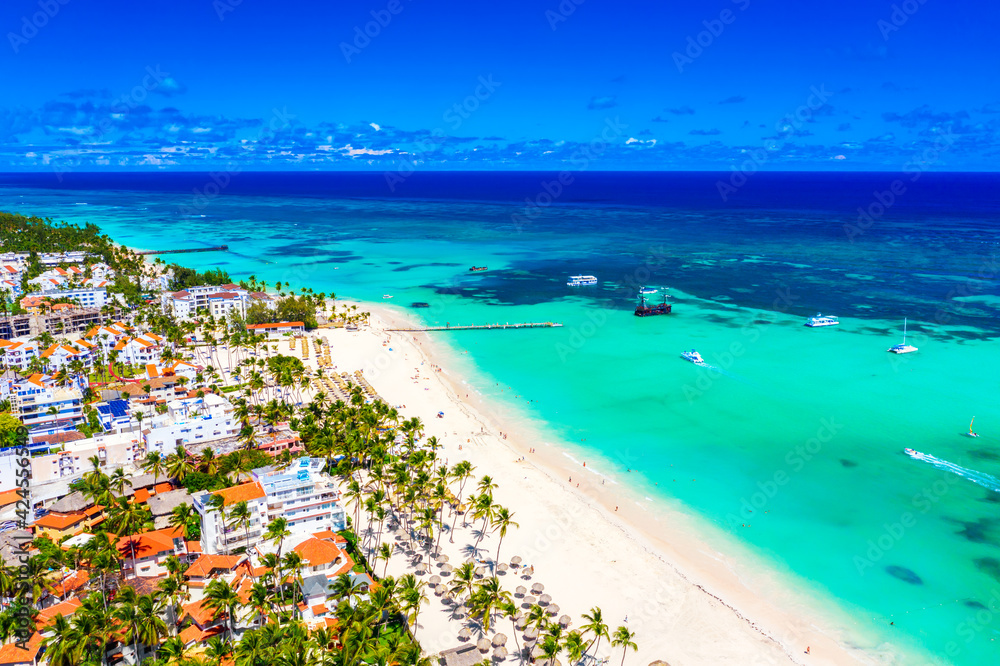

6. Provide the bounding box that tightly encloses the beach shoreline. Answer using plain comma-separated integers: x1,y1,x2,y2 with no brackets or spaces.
315,299,913,666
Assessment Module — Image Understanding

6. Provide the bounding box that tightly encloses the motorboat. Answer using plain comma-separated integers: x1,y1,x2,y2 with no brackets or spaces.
805,314,839,327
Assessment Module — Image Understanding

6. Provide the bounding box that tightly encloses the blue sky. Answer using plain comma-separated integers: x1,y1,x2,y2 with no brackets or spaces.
1,0,997,171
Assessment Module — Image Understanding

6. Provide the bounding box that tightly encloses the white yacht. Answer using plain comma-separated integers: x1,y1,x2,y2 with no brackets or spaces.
680,349,707,365
567,275,598,286
887,318,918,354
639,286,658,295
805,314,839,327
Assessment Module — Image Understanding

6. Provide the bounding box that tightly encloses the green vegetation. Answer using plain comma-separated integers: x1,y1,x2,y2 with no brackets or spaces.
168,264,232,291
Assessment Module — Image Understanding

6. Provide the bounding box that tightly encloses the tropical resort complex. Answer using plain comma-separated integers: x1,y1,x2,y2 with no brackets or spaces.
0,212,644,666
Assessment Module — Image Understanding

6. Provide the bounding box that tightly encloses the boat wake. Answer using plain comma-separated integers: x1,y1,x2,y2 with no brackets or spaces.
904,448,1000,493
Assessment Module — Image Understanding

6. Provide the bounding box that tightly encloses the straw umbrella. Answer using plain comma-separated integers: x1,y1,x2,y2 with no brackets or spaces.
458,627,471,641
477,638,491,653
531,582,545,593
523,627,539,642
530,645,543,660
547,604,560,616
475,566,486,578
493,646,508,660
510,555,522,566
523,595,537,606
497,562,509,574
492,634,507,647
441,563,454,575
515,585,526,597
648,661,671,666
558,614,572,627
429,574,442,587
538,593,552,606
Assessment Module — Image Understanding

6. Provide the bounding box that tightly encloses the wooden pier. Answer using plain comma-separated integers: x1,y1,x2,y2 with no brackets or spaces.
135,245,229,255
387,322,563,332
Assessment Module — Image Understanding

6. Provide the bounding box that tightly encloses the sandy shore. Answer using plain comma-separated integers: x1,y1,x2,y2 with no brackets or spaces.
311,302,898,665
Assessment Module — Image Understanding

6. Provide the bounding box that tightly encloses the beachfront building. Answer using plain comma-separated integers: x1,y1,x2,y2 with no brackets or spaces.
253,457,347,537
146,359,201,382
0,279,21,297
83,322,131,353
193,459,347,555
161,284,249,319
0,431,141,491
0,339,39,371
26,285,109,309
246,321,305,337
193,482,268,555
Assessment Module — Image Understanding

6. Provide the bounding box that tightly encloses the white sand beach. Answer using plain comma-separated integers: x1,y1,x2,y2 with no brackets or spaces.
311,302,896,666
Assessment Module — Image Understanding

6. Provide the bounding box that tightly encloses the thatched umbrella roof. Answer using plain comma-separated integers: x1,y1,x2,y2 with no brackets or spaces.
515,585,527,597
558,614,572,627
497,563,509,574
529,644,543,659
538,593,552,605
437,553,450,563
648,661,671,666
475,566,487,577
434,586,446,597
441,563,454,574
523,595,537,606
547,604,560,615
477,638,492,653
523,627,539,640
510,555,522,565
515,616,528,630
531,582,545,593
429,575,442,586
492,634,507,647
458,627,471,641
493,646,509,660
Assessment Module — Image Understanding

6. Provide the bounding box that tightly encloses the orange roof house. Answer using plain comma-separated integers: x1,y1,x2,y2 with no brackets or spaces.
211,482,265,507
0,631,44,665
34,512,86,540
293,537,354,575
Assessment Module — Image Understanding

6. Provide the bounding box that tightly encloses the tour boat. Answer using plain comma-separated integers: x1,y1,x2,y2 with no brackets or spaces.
887,318,918,354
805,314,839,327
634,289,671,317
382,295,393,299
639,286,658,295
681,350,707,365
567,275,598,286
469,266,488,272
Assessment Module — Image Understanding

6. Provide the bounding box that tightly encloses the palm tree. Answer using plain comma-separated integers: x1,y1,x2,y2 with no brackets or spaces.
490,506,518,565
136,592,168,661
399,573,428,637
471,576,510,634
611,626,638,666
108,495,152,577
448,561,477,601
264,516,292,561
204,578,242,644
565,631,586,664
207,492,230,556
165,444,195,482
227,500,254,558
581,606,610,657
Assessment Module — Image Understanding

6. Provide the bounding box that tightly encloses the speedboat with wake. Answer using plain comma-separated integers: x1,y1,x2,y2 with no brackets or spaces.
681,350,707,366
567,275,598,286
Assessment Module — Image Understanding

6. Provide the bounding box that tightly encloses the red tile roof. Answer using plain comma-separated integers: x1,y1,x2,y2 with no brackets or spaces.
212,482,265,507
185,554,243,578
293,537,349,569
0,631,44,665
34,512,86,530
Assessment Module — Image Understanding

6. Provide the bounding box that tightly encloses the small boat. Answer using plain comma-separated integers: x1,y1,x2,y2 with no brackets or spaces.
469,266,488,272
904,447,917,456
805,314,839,327
680,349,707,365
969,417,979,438
382,295,393,299
887,318,918,354
567,275,598,286
639,286,658,295
410,302,430,308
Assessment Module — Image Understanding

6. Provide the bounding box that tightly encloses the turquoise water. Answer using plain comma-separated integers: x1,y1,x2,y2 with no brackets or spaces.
5,174,1000,663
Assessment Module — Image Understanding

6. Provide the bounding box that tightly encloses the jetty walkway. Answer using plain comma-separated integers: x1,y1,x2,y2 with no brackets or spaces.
387,322,563,332
135,246,229,255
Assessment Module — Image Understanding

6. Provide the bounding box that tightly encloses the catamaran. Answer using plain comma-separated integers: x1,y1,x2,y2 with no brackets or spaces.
805,314,839,327
887,318,918,354
567,275,598,286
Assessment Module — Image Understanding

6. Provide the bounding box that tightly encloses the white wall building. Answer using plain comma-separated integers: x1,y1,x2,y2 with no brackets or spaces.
142,394,237,455
0,431,141,491
0,339,39,371
10,375,84,430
